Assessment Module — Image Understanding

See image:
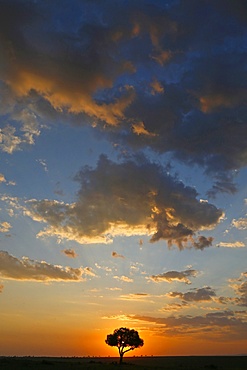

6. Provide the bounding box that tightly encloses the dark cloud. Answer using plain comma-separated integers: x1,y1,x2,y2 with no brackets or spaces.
161,302,187,312
61,248,78,258
24,155,222,248
0,250,82,281
112,251,124,259
168,286,216,302
150,269,198,284
0,0,246,194
130,310,247,339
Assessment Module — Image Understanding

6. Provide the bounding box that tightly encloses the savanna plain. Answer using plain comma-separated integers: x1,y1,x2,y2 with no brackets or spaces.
1,356,247,370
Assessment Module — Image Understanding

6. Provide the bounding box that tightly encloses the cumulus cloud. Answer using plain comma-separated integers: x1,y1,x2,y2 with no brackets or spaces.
232,218,247,230
61,249,78,258
168,286,216,302
23,155,222,249
0,222,12,233
0,250,83,282
150,269,198,285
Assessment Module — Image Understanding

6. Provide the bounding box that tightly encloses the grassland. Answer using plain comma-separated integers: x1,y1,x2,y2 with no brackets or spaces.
1,356,247,370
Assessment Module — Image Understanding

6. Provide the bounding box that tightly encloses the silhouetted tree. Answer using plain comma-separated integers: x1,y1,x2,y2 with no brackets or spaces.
105,327,144,364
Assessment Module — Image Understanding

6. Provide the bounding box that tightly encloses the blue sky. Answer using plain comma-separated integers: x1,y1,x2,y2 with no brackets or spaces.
0,0,247,356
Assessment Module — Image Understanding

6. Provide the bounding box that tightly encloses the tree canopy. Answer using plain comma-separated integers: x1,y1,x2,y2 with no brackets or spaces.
105,327,144,364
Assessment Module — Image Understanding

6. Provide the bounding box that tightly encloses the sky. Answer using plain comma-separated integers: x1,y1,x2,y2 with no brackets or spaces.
0,0,247,357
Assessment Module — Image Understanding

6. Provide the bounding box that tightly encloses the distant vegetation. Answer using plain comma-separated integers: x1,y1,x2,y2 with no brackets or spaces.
1,356,247,369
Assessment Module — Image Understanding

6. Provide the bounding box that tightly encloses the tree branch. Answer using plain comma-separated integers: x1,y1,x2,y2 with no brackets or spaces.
123,347,134,354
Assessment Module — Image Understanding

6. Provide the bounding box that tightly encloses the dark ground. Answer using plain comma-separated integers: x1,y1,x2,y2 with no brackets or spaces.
1,356,247,370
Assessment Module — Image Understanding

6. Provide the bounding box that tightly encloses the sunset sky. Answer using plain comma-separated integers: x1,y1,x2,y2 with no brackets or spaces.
0,0,247,357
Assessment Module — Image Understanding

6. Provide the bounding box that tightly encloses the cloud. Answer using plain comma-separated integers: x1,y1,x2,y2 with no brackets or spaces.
95,263,112,273
0,108,41,153
232,218,247,230
61,249,78,258
161,303,188,312
82,267,97,277
112,251,125,259
113,275,133,283
0,222,12,233
129,310,247,339
0,0,136,129
217,241,245,248
37,159,48,172
119,293,150,301
150,269,198,284
102,314,133,322
23,155,222,249
0,0,245,197
0,173,6,183
231,272,247,307
106,287,122,291
0,250,83,282
150,79,165,95
168,287,216,302
132,121,157,137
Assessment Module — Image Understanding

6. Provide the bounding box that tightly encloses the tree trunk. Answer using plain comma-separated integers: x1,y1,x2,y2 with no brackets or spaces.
119,353,123,365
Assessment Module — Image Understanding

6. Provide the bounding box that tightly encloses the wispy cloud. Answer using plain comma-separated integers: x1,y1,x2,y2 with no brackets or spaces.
37,159,48,172
113,275,133,283
119,293,150,301
82,267,97,277
161,303,188,312
217,241,245,248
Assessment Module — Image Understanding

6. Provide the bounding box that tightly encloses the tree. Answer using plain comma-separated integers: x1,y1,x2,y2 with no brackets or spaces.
105,327,144,364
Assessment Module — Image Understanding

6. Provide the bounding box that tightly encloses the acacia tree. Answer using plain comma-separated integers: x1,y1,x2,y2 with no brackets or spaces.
105,327,144,364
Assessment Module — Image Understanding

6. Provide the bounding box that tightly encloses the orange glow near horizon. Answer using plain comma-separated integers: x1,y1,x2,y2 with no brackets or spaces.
1,320,247,357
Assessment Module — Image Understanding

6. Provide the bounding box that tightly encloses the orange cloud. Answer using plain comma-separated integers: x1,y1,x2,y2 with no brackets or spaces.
132,121,157,136
200,89,247,113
